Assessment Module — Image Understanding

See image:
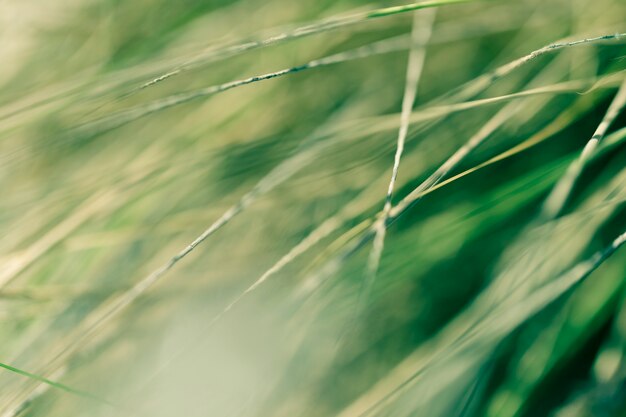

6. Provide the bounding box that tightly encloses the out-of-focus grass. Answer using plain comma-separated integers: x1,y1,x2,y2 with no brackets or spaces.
1,1,626,416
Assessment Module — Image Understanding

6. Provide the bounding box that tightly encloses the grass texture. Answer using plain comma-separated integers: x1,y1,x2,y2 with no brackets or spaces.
1,0,626,416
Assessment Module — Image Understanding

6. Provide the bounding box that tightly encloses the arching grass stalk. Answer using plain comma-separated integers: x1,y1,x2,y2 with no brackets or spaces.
75,33,626,141
137,0,479,91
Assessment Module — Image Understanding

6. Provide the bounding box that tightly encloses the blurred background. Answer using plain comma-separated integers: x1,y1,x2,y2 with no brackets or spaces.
1,0,626,416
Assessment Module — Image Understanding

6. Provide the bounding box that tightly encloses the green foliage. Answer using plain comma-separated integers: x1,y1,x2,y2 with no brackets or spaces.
1,1,626,417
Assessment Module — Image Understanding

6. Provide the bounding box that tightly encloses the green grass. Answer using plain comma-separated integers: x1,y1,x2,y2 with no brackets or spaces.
1,1,626,417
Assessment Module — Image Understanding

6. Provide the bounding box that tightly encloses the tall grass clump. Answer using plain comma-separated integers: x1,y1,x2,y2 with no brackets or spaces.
1,0,626,416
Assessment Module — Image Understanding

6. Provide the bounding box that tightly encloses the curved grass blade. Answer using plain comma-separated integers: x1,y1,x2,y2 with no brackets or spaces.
136,0,479,91
73,32,626,142
0,361,114,407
